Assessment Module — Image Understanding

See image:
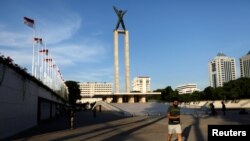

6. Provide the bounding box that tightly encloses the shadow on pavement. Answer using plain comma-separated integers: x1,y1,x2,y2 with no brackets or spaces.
49,116,165,141
181,125,192,141
4,110,124,140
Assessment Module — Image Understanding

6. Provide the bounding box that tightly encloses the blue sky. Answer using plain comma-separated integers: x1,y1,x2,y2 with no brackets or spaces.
0,0,250,91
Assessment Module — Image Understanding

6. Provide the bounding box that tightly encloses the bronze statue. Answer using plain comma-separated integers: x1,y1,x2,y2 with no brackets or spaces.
113,6,127,31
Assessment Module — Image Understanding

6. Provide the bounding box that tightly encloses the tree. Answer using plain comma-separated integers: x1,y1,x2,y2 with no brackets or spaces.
191,91,202,101
215,87,224,100
179,93,192,102
151,77,250,102
204,86,216,100
165,86,179,101
65,81,81,106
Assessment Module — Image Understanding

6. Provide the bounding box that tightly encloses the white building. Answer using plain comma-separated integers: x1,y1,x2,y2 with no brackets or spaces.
132,76,151,93
240,51,250,78
78,82,113,103
175,84,199,94
208,52,236,88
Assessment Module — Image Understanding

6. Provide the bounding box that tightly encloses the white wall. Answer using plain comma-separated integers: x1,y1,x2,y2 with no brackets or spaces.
0,63,66,139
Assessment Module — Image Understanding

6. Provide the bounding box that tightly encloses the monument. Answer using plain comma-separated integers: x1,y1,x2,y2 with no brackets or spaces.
113,6,133,103
113,6,127,31
111,6,161,103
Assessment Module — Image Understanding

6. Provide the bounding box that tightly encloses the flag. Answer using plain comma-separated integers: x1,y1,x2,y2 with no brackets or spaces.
23,17,35,28
34,37,43,44
39,49,48,55
44,58,52,62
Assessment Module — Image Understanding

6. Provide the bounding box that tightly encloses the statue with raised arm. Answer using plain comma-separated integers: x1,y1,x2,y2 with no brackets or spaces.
113,6,127,31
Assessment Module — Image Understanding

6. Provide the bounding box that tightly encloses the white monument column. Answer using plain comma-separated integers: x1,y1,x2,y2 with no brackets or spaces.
114,30,120,93
125,31,134,103
114,30,133,103
124,30,130,93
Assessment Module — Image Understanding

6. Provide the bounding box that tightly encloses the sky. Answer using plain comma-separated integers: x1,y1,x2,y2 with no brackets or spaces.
0,0,250,91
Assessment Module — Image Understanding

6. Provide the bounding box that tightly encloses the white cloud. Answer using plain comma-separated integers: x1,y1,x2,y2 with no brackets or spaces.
48,41,107,67
0,31,31,48
0,49,33,72
39,14,82,44
64,67,113,82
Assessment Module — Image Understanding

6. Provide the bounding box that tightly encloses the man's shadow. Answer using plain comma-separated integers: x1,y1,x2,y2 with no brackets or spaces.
174,125,192,141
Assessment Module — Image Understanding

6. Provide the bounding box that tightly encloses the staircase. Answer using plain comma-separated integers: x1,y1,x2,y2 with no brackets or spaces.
92,101,132,116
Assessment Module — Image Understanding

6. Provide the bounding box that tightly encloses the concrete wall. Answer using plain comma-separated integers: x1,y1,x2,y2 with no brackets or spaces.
0,63,66,139
180,99,250,109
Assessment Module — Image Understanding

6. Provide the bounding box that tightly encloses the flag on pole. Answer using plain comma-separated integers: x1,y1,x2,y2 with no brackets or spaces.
34,37,43,44
23,17,35,28
44,58,52,62
39,49,49,55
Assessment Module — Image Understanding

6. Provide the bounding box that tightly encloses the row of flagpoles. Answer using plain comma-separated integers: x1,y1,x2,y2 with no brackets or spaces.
23,17,67,95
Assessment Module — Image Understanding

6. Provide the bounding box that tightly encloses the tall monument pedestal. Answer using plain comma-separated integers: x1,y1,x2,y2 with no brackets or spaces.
114,30,133,103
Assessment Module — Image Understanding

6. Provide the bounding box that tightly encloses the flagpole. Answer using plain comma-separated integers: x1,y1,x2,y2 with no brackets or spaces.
40,44,44,81
37,39,40,80
24,17,35,76
45,49,48,85
47,55,50,88
49,55,52,88
42,43,46,83
52,62,55,90
44,57,47,85
44,57,47,84
38,28,42,80
32,29,35,76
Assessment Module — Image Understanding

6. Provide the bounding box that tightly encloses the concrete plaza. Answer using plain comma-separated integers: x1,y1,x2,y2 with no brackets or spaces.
5,109,250,141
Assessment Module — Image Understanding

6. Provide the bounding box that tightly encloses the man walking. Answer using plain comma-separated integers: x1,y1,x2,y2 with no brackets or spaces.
167,99,182,141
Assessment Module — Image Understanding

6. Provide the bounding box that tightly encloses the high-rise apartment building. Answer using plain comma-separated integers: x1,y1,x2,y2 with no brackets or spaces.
78,82,113,97
175,84,199,94
240,51,250,78
132,76,151,93
208,53,236,88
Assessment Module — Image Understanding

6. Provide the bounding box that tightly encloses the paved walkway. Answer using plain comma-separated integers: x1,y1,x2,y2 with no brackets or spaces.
4,110,250,141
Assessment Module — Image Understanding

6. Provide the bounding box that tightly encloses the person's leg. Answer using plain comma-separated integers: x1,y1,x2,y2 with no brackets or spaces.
176,124,182,141
115,21,120,30
177,133,182,141
168,125,173,141
167,133,172,141
121,20,126,30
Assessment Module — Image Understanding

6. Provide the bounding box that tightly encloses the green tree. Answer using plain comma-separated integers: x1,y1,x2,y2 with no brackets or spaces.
65,80,81,106
154,86,177,102
179,93,192,102
204,86,217,100
236,77,250,98
215,87,224,100
166,86,179,101
152,77,250,102
191,91,202,101
223,80,240,100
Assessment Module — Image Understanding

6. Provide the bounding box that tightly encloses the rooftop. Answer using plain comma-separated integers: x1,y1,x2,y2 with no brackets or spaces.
217,52,226,57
